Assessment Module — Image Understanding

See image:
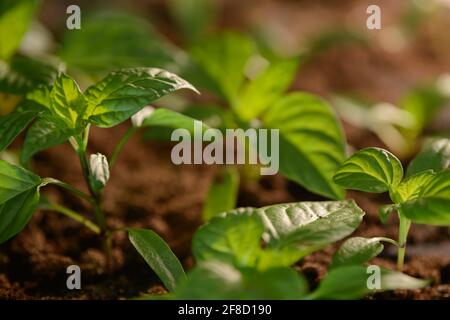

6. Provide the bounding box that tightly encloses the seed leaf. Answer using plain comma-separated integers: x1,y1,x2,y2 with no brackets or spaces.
406,138,450,177
234,59,298,121
263,93,346,199
400,170,450,225
128,228,186,292
333,147,404,193
330,237,384,269
85,68,198,128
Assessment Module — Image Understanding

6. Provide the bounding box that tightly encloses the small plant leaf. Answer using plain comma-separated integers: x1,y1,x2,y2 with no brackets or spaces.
0,160,43,243
378,204,397,224
0,107,39,152
192,211,264,267
391,170,435,203
174,260,308,299
85,68,198,128
0,0,39,61
190,32,255,103
406,138,450,177
21,118,73,163
309,265,427,300
258,200,364,249
202,166,240,221
333,147,404,193
400,170,450,225
128,228,186,292
263,93,346,199
234,58,298,121
330,237,384,269
139,107,206,133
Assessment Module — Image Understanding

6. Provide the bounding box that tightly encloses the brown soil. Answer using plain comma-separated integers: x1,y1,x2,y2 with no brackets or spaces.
1,0,450,300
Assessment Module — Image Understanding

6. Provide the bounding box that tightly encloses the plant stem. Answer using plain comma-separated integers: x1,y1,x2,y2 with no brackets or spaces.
40,202,101,234
109,126,137,168
42,178,95,205
397,211,411,271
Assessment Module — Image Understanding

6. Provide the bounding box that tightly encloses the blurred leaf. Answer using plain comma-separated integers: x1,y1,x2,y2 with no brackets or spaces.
0,0,38,61
174,261,308,299
140,107,206,133
190,32,255,103
333,147,404,193
378,204,397,224
169,0,216,44
330,237,384,269
85,68,198,128
60,12,176,74
128,228,186,292
234,58,298,121
263,93,346,199
400,170,450,225
193,211,264,268
0,56,58,95
202,166,240,220
406,138,450,177
309,265,427,300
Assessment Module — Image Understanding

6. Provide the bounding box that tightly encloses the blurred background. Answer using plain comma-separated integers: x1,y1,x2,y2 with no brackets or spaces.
0,0,449,299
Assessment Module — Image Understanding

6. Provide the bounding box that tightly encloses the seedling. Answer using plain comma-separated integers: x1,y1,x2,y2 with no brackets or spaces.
0,67,202,269
130,201,427,299
178,31,347,219
333,138,450,270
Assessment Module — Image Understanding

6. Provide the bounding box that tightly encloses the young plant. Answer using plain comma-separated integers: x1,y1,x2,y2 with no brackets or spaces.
178,31,347,219
130,201,426,299
333,138,450,270
0,67,202,269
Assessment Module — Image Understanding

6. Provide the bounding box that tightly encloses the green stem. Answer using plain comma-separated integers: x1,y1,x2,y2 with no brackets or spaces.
40,202,101,234
43,178,95,205
397,211,411,271
109,126,137,168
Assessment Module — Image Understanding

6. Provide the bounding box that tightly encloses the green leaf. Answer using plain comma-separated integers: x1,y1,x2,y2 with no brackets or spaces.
406,138,450,177
310,265,427,300
85,68,198,128
258,200,364,249
190,32,255,103
263,93,346,199
168,0,216,44
46,73,86,130
0,160,42,243
60,12,176,74
333,147,404,193
330,237,384,269
174,261,308,299
391,170,435,203
202,166,240,220
128,228,186,292
21,118,73,163
0,0,39,61
0,107,39,151
193,211,264,268
0,159,41,204
400,170,450,225
234,59,298,121
378,204,397,224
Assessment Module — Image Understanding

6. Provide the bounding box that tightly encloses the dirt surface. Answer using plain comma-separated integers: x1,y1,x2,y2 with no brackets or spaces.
1,0,450,299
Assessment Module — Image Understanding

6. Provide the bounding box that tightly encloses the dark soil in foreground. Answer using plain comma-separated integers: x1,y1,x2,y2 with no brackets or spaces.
0,123,449,300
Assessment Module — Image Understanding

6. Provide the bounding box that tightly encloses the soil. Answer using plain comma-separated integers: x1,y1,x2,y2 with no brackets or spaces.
1,0,450,300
